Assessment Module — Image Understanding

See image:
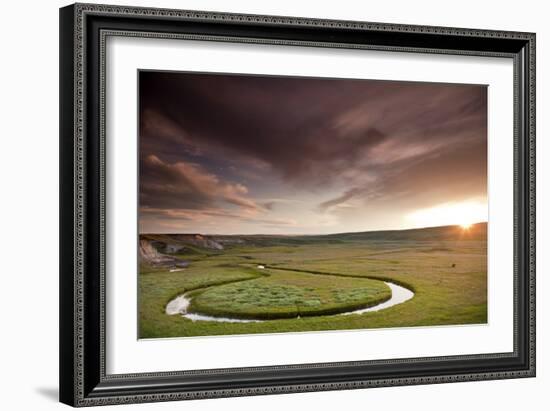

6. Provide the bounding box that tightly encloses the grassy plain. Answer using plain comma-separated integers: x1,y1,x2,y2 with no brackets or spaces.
139,224,487,338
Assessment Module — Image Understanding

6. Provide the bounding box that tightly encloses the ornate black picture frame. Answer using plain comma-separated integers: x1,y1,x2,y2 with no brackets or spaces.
59,3,535,407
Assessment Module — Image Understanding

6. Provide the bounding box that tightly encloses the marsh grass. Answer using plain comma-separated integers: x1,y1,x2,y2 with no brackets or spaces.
188,270,391,319
139,237,487,338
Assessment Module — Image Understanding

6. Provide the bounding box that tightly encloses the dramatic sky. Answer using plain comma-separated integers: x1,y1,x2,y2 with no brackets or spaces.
139,71,487,235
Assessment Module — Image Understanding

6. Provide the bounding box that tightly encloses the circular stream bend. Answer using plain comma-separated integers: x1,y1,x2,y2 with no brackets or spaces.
166,280,414,323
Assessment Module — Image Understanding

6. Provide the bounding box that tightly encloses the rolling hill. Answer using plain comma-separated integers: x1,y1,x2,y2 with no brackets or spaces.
141,222,487,256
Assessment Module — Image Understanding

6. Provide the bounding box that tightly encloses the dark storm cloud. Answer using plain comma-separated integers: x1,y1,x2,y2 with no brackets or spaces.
139,71,487,233
139,72,397,182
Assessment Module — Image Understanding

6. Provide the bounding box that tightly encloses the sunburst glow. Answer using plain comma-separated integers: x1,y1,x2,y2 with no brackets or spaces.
406,200,487,229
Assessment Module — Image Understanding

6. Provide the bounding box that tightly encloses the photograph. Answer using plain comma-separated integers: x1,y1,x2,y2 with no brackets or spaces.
138,71,489,339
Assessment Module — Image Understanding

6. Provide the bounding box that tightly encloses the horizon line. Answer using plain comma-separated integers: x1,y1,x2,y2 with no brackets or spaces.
140,221,488,237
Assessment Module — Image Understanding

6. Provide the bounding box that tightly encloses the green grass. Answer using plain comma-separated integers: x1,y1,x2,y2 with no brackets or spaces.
139,233,487,338
188,269,391,319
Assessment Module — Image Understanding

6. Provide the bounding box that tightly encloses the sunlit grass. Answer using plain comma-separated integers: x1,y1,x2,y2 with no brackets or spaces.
139,237,487,338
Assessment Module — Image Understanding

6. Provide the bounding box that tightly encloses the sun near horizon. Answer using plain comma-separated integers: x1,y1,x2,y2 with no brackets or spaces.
139,72,487,235
405,200,487,233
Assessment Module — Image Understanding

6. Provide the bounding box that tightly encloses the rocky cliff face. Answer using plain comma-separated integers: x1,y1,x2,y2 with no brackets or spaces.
170,234,224,250
139,239,188,267
141,234,224,251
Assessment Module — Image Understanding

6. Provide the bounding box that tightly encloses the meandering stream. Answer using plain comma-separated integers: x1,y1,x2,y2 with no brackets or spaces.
166,277,414,323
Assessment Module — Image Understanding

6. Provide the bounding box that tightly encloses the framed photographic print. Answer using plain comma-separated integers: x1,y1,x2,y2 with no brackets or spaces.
59,3,536,407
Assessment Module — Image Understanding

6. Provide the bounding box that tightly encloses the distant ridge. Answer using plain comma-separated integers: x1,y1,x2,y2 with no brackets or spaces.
323,222,487,241
141,222,487,252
